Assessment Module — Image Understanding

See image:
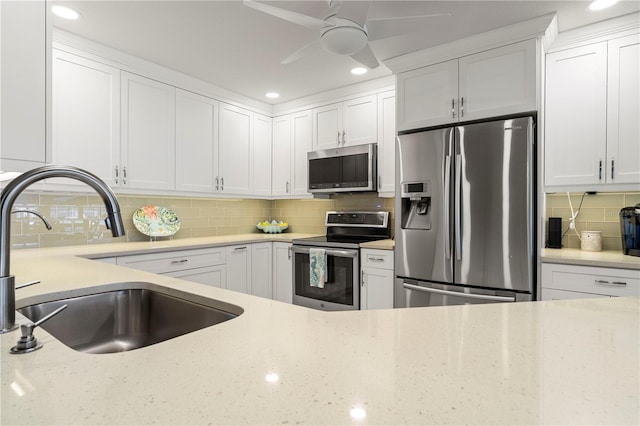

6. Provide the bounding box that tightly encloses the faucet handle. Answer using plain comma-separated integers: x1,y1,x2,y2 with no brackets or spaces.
15,280,40,290
10,304,68,354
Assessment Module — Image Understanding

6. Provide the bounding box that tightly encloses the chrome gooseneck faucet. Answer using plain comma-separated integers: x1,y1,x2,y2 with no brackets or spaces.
0,166,126,333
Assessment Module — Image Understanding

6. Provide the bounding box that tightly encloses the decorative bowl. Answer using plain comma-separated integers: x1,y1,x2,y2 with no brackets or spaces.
133,206,181,237
256,220,288,234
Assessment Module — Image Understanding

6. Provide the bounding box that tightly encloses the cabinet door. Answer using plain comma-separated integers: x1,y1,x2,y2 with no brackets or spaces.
362,267,394,310
272,242,293,303
342,95,377,146
225,245,251,294
271,115,292,196
252,114,272,197
164,265,226,289
219,103,252,195
545,43,608,187
459,39,537,121
607,34,640,185
291,110,313,196
175,89,218,193
251,243,272,299
312,102,342,150
0,1,46,168
541,288,610,301
51,50,120,188
121,72,176,190
396,59,458,131
377,90,396,195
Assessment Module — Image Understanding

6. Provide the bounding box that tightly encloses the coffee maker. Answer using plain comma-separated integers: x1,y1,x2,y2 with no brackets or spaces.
620,204,640,257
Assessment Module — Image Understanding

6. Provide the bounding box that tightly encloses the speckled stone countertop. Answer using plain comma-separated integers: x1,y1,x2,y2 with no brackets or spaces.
359,238,394,250
541,248,640,270
1,235,638,425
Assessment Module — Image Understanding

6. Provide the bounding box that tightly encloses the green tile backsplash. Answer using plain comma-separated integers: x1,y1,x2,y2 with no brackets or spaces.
9,191,394,249
545,192,640,250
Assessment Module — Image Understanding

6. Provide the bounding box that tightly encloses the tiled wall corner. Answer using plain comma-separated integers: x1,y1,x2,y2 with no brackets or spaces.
544,192,640,250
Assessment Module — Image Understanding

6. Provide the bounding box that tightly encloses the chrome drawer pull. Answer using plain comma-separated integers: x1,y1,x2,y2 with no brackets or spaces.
368,257,385,262
595,279,627,286
234,246,247,251
170,259,189,264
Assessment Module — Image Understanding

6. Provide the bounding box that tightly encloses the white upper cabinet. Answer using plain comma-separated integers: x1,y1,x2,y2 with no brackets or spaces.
252,113,273,197
545,43,608,187
458,40,537,121
377,90,396,196
545,33,640,189
606,34,640,185
218,103,252,195
271,115,292,197
291,110,313,196
312,95,377,150
51,50,121,188
397,60,459,130
397,39,537,131
175,89,219,193
0,0,47,171
121,71,176,190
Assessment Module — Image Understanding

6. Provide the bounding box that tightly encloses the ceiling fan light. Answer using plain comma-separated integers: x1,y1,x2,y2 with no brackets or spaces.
351,67,367,75
321,26,368,56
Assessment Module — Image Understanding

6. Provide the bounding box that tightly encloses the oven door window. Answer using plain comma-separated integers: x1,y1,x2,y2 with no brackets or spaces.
294,251,355,306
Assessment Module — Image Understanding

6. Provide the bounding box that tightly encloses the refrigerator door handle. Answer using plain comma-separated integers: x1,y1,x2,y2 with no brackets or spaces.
403,283,516,302
455,154,462,261
444,154,452,260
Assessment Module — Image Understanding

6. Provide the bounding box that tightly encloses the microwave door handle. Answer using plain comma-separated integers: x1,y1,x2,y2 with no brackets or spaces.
403,283,516,302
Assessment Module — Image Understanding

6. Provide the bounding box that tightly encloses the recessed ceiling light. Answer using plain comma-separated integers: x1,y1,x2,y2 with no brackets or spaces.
351,67,368,75
265,92,280,99
51,5,81,20
588,0,619,11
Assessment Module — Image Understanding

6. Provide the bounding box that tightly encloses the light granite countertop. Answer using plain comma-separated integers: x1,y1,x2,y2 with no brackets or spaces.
1,235,638,425
359,238,394,250
541,248,640,270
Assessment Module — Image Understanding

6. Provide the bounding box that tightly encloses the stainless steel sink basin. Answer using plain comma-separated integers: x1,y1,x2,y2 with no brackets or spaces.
17,284,242,354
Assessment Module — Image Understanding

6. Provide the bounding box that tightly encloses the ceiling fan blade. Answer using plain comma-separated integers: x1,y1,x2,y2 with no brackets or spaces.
350,44,379,69
334,1,370,27
366,13,451,42
281,39,323,64
243,0,333,31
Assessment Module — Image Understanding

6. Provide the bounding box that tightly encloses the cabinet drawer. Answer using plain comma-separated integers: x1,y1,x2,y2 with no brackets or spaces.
361,249,393,270
541,263,640,297
117,247,225,274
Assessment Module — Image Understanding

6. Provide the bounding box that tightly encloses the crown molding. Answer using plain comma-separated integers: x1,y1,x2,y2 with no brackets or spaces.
548,12,640,52
384,13,557,74
52,29,274,116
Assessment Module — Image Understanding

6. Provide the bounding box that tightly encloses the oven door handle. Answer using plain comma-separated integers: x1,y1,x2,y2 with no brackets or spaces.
291,246,359,258
403,283,516,302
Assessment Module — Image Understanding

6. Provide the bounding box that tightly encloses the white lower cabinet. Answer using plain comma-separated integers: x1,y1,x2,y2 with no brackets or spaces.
165,265,226,289
541,263,640,300
272,242,293,303
250,243,272,299
225,244,251,294
360,248,394,310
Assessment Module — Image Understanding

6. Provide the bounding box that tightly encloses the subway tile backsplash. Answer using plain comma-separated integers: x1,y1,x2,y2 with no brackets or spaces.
545,192,640,251
9,191,394,249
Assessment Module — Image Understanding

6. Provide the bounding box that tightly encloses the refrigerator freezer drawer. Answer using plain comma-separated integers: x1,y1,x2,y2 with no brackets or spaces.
399,280,532,308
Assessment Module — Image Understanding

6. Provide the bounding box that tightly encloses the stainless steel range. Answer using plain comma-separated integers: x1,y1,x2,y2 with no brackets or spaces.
292,211,390,311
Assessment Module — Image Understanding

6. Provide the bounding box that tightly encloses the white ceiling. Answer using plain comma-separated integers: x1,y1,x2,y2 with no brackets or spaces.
52,0,640,104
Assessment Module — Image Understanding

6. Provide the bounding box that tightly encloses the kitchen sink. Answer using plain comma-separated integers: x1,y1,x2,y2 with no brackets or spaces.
17,283,243,354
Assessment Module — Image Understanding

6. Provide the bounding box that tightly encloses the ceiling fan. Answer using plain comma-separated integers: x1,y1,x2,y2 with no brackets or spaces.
243,0,450,69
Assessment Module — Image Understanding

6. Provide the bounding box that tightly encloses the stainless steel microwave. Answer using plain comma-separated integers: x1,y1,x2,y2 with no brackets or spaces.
307,143,377,194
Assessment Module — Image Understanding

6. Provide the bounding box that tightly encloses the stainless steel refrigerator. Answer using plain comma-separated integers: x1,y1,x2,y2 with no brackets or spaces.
394,116,535,307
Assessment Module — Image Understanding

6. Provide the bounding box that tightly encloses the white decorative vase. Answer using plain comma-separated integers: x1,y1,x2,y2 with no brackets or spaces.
581,230,602,252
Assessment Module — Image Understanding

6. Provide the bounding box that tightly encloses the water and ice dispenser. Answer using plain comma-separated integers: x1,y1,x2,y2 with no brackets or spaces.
400,180,431,230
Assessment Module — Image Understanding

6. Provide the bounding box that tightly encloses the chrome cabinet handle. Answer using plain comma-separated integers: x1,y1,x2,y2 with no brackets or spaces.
599,160,603,181
378,175,381,189
115,166,119,184
286,181,290,193
215,176,219,191
451,98,455,119
170,259,188,265
122,166,127,185
287,246,292,260
234,246,247,251
361,270,365,287
611,159,615,180
368,257,385,262
337,131,340,145
595,279,627,286
342,130,346,145
460,97,464,117
221,177,224,191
